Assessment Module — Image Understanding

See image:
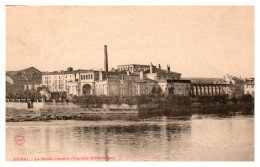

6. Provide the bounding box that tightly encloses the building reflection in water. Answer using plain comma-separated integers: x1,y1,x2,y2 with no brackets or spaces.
6,115,253,161
71,116,191,161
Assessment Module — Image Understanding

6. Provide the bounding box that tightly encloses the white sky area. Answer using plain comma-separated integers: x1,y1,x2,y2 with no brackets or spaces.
6,6,254,78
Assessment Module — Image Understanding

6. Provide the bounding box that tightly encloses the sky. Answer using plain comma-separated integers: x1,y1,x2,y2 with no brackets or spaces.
6,6,254,78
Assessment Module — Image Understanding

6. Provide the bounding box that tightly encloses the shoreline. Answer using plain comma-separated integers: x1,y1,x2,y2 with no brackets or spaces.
6,102,254,122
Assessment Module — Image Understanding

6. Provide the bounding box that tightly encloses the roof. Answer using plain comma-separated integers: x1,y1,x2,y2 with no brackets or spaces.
166,79,191,83
155,69,181,75
6,67,42,84
6,67,41,77
117,64,151,67
6,71,19,77
182,77,226,84
231,77,245,82
42,69,109,75
244,78,254,84
121,74,157,83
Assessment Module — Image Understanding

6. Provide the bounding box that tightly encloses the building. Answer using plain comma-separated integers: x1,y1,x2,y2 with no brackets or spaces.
244,78,254,96
117,64,155,73
6,67,42,96
42,68,101,98
119,71,158,96
183,78,231,97
41,45,243,98
230,77,245,98
159,79,191,96
41,45,185,97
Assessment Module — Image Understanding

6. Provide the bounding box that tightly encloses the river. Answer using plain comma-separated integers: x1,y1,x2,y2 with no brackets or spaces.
6,114,254,161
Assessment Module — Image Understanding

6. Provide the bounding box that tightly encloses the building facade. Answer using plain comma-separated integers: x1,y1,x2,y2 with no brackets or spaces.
185,78,231,97
244,78,254,96
6,67,42,96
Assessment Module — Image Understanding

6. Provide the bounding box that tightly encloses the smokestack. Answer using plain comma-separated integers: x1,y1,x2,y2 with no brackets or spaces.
158,64,161,70
140,71,144,79
104,45,108,72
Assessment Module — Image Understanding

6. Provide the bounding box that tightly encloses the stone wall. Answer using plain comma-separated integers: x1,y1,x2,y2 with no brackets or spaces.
43,102,80,109
6,102,28,109
102,104,138,110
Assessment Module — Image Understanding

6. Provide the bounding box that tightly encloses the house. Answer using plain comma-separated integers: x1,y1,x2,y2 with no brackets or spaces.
6,67,42,97
244,78,254,96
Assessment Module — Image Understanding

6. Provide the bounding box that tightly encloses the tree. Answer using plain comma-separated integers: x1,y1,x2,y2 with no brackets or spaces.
151,86,157,94
157,86,162,95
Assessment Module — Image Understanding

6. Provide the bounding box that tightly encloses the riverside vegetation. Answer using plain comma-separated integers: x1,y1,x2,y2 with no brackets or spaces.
6,94,254,122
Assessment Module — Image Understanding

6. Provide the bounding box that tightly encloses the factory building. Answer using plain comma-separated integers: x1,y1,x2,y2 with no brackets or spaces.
41,45,235,98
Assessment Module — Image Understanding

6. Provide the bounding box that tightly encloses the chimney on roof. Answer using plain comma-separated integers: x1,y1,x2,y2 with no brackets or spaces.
158,64,161,70
104,45,108,72
140,71,144,79
150,62,153,74
67,67,73,72
167,65,170,73
99,68,103,81
111,68,115,72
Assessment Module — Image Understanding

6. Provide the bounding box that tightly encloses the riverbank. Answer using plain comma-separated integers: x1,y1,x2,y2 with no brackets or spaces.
6,102,254,122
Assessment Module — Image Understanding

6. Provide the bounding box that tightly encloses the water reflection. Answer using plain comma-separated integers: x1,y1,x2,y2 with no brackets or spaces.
6,114,253,161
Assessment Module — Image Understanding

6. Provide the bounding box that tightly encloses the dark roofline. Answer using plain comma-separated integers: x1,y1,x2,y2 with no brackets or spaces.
166,79,191,83
117,64,151,67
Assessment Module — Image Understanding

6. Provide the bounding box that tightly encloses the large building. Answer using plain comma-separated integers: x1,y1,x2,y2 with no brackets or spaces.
6,67,42,96
185,78,231,97
41,46,187,98
41,45,251,98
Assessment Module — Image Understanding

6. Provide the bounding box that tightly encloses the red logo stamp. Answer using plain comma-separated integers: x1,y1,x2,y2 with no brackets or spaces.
14,135,25,146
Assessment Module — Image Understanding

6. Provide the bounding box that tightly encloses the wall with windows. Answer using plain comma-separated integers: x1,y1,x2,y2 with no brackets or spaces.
244,84,254,96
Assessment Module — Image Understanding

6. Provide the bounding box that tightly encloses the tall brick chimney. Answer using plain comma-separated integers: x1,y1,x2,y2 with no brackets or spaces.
104,45,108,72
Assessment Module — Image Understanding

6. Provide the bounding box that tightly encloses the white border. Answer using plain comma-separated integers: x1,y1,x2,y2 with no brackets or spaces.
0,0,258,167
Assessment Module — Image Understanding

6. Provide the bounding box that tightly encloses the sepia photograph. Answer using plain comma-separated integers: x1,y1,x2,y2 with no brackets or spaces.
5,6,254,161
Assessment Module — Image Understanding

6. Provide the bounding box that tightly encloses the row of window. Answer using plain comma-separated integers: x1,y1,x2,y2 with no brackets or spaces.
24,85,39,90
81,74,93,80
246,91,254,95
44,75,72,80
246,85,254,88
118,66,150,72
